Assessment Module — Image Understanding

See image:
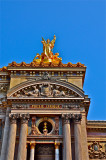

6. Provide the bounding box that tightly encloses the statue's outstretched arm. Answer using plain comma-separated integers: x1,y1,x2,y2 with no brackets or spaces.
41,37,46,44
51,35,56,46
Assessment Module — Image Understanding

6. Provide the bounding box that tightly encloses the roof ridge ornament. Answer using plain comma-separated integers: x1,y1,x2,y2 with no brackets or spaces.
33,35,62,64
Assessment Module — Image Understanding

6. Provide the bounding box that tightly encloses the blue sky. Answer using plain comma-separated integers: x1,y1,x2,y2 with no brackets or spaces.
0,0,106,120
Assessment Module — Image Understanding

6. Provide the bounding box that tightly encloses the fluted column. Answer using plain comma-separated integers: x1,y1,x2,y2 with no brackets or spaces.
17,114,29,160
30,143,35,160
74,114,82,160
62,114,72,160
55,142,60,160
1,107,10,160
6,114,18,160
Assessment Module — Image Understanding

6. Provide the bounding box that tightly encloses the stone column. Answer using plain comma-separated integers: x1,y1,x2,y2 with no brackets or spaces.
55,142,60,160
30,143,35,160
62,114,72,160
74,114,82,160
1,107,10,160
6,114,18,160
17,114,29,160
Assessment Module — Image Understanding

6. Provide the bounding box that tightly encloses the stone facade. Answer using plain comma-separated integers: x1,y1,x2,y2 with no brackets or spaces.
0,37,106,160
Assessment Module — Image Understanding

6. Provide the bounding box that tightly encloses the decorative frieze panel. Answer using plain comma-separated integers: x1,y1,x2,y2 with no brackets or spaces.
62,104,80,110
11,83,80,98
11,104,81,110
88,141,106,159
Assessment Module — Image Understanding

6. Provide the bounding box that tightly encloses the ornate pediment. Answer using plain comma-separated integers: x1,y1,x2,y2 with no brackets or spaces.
10,82,80,98
7,79,84,99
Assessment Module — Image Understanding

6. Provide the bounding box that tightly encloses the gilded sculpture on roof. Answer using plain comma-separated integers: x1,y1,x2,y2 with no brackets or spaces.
33,35,62,64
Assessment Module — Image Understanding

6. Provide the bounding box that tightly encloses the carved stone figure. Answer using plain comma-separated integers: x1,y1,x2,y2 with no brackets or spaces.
24,85,40,97
42,72,51,80
53,86,65,97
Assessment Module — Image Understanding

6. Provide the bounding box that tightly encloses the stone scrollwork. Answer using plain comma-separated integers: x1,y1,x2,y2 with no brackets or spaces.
88,141,106,159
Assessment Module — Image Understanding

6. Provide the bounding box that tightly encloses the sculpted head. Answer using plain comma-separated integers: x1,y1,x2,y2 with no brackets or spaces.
47,39,50,43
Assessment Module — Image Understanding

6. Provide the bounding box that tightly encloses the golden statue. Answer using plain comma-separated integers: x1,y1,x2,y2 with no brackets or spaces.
33,35,62,64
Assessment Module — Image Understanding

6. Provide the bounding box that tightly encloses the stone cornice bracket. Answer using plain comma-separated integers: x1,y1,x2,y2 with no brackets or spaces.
74,114,82,123
20,114,30,124
9,114,19,124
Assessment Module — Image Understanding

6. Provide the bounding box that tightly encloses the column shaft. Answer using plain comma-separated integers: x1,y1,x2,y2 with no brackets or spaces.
17,114,29,160
30,144,35,160
6,114,17,160
17,123,27,160
55,144,59,160
74,122,82,160
63,115,72,160
1,107,10,160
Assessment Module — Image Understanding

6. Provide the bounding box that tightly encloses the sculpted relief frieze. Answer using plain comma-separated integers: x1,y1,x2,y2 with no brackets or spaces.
10,82,80,98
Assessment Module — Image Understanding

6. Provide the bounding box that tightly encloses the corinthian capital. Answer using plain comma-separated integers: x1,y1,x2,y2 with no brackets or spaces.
20,114,30,124
62,114,70,124
9,114,19,124
74,114,82,123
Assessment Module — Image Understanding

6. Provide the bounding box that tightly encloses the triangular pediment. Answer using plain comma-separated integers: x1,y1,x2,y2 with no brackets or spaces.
7,79,84,99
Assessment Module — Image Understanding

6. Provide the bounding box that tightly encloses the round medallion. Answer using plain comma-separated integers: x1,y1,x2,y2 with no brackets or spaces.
38,121,52,134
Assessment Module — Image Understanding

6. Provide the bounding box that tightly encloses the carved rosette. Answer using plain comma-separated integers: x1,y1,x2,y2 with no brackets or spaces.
20,114,30,124
9,114,19,124
74,114,82,123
